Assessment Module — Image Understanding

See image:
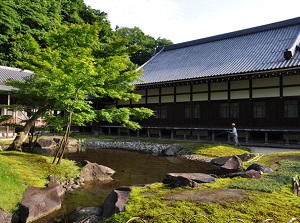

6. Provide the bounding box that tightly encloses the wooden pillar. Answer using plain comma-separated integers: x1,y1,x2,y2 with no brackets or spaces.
227,132,231,143
159,129,162,139
212,130,215,142
108,127,111,135
285,132,289,145
183,130,187,140
197,130,200,141
264,131,268,145
118,128,121,136
171,129,174,139
137,130,140,137
147,129,150,138
245,131,249,143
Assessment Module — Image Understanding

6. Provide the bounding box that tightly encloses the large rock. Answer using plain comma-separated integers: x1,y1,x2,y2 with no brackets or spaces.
162,145,183,156
225,169,262,179
100,186,132,219
0,208,12,223
163,173,216,188
68,207,101,223
246,163,273,173
80,162,115,181
37,138,57,149
19,185,64,223
210,155,243,173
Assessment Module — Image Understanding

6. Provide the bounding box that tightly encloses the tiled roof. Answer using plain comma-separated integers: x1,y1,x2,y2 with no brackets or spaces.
137,17,300,85
0,65,32,84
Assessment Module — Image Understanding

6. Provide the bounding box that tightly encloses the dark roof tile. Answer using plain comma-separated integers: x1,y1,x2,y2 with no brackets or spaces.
137,17,300,85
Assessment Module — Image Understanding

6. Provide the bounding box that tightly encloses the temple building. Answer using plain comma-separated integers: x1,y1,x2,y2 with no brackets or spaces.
102,17,300,145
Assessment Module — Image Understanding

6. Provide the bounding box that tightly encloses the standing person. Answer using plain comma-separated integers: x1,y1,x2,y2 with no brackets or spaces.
230,123,240,146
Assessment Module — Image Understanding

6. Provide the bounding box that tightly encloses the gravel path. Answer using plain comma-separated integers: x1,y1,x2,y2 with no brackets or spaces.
248,146,300,154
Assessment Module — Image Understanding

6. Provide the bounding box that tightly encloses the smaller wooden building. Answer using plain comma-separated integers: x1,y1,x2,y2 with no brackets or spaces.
0,66,32,138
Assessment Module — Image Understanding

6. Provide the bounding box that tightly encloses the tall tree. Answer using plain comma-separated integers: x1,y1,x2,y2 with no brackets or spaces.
115,26,173,66
7,23,153,160
0,0,111,65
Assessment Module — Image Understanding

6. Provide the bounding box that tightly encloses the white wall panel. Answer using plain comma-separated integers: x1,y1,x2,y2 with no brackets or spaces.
283,86,300,97
176,85,190,93
211,82,227,91
161,95,174,103
231,90,249,99
211,92,227,100
161,87,174,94
231,80,249,89
193,93,208,101
176,94,190,102
252,88,279,98
253,77,279,87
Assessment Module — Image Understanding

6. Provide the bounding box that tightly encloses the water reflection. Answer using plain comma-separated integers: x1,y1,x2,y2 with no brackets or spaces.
34,148,217,222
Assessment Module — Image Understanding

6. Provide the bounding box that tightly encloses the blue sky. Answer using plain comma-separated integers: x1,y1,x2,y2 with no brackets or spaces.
84,0,300,44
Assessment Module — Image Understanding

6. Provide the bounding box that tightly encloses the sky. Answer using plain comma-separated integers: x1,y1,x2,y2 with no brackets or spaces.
83,0,300,44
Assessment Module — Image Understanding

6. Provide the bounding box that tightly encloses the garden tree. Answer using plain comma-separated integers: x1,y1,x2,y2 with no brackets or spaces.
8,23,153,164
115,26,173,65
0,0,110,65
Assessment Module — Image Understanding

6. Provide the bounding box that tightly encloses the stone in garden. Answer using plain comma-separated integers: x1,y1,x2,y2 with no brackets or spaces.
246,163,273,173
210,155,243,172
80,162,115,181
0,208,12,223
163,173,216,188
225,169,262,179
19,185,63,223
100,186,132,219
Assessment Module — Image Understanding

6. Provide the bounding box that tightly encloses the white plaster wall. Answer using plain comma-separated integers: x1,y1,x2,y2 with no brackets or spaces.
176,85,190,93
161,87,174,94
193,93,208,101
231,90,249,99
211,92,228,100
252,88,279,98
176,94,190,102
283,76,300,85
283,86,300,97
147,96,159,104
161,95,174,103
231,80,249,89
211,82,227,91
252,77,279,87
193,83,208,92
147,88,159,96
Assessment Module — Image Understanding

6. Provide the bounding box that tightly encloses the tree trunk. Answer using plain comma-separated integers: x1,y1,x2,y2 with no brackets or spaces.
52,111,72,165
7,108,47,151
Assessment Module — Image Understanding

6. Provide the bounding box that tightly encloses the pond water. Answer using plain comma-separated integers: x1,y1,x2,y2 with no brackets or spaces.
34,148,218,223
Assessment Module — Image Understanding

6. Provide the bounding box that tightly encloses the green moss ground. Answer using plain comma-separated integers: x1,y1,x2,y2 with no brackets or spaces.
0,151,80,213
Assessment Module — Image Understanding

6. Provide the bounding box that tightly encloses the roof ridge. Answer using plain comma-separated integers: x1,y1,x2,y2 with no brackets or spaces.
0,65,33,74
163,16,300,51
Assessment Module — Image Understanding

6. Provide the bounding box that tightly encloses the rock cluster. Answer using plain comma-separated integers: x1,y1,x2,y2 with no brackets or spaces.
85,140,183,155
12,162,115,223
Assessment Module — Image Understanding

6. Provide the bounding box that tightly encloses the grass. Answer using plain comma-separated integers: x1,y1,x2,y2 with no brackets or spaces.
102,145,300,223
1,135,300,222
0,151,80,213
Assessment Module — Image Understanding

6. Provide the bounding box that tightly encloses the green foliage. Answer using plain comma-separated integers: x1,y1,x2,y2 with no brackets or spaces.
8,22,153,137
0,151,80,212
97,107,153,130
0,0,112,65
115,26,173,65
